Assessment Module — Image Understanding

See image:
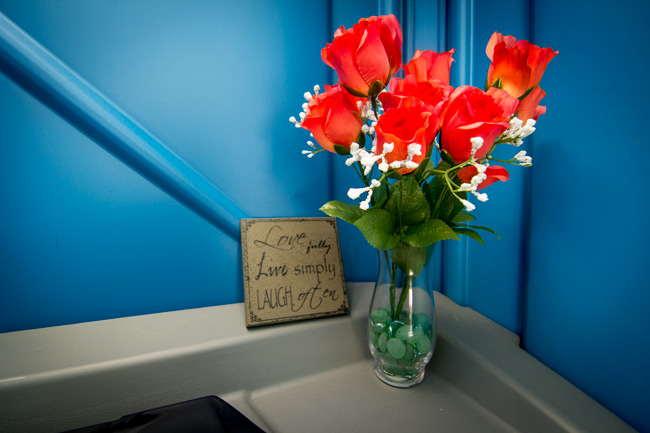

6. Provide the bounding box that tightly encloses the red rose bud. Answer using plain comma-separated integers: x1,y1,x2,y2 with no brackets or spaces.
458,165,510,190
300,85,364,154
381,74,453,116
516,86,546,122
486,32,557,98
375,97,439,175
403,49,455,86
321,15,403,97
439,86,519,164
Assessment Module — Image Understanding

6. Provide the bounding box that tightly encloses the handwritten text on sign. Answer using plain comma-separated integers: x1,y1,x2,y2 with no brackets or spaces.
241,218,348,327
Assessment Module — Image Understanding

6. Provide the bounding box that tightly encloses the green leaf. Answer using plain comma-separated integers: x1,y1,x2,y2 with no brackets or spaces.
391,242,427,277
333,144,350,155
354,208,399,250
320,200,364,224
439,149,456,166
452,210,476,224
518,85,537,101
402,219,459,247
453,227,485,246
426,175,461,222
371,181,389,208
412,157,432,183
368,80,386,98
467,224,501,240
356,130,366,147
341,84,368,98
385,177,430,227
412,138,436,182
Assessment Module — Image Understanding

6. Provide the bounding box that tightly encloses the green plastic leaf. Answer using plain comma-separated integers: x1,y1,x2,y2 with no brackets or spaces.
355,130,366,147
387,170,403,180
354,208,399,250
391,243,427,277
385,177,430,227
413,157,432,183
341,84,368,98
518,85,537,101
452,210,476,224
320,200,364,224
333,144,350,155
453,227,485,246
371,181,389,208
467,224,501,239
368,80,386,98
402,219,459,247
426,175,461,222
439,149,456,166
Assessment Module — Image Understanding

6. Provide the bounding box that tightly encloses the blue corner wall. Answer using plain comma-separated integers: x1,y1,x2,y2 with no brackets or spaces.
1,1,649,431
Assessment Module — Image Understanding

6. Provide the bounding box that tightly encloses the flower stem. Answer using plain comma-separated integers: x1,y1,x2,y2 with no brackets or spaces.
395,272,413,321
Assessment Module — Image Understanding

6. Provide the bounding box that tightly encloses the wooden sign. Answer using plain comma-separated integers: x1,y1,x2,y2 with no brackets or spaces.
241,217,349,327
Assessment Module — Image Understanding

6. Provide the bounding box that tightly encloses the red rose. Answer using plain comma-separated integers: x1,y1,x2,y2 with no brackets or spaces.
403,49,455,85
516,86,546,122
380,74,453,115
300,85,364,153
458,165,510,190
375,97,439,175
486,32,557,98
321,15,402,97
439,86,519,164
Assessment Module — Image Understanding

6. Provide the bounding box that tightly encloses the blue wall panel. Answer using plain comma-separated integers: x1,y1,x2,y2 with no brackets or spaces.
329,0,379,283
0,0,332,332
526,1,650,431
443,0,530,335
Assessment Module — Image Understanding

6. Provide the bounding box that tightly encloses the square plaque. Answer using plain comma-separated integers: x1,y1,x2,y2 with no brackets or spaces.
240,217,349,327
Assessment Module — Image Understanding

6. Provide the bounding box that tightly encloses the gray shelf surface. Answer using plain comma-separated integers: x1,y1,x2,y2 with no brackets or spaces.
0,283,635,433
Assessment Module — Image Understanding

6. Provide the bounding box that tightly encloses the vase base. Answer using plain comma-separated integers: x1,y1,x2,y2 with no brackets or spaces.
374,364,425,388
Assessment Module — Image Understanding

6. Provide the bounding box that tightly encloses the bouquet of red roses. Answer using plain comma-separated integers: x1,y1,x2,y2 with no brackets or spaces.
291,14,556,273
290,14,556,387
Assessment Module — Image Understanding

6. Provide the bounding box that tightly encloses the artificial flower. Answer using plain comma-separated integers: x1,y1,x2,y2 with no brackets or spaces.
321,14,402,97
458,165,510,190
299,84,364,153
486,32,557,98
439,86,519,164
375,97,439,174
403,49,455,85
516,86,547,122
380,74,453,115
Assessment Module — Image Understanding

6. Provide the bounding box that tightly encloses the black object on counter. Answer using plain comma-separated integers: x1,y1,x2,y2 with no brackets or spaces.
62,395,266,433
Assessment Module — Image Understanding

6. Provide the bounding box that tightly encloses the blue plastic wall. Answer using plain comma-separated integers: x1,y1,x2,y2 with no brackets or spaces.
525,1,650,431
1,1,648,431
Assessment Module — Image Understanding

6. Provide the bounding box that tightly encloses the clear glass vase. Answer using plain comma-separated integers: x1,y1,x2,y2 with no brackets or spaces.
368,244,437,388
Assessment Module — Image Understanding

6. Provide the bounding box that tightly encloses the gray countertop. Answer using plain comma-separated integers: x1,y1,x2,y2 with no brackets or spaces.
0,283,634,433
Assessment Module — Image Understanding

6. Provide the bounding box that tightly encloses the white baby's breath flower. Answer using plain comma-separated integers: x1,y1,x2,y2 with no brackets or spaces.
407,143,422,157
461,199,476,212
470,137,484,156
475,192,488,202
458,183,475,192
347,188,364,200
405,161,419,170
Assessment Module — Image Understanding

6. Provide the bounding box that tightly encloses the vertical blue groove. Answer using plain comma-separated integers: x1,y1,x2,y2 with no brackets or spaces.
378,0,414,62
0,12,248,240
519,0,534,348
442,0,474,305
